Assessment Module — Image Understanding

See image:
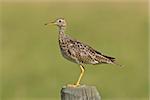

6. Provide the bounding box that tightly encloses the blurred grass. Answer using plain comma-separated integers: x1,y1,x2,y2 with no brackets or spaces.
1,1,148,100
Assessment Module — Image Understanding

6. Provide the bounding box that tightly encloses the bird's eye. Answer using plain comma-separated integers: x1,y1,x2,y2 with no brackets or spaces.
59,20,61,22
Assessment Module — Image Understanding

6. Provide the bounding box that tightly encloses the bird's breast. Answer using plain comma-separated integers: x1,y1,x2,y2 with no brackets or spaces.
59,41,79,64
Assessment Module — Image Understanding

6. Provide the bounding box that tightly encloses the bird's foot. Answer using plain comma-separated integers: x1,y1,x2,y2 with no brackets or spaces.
67,83,80,88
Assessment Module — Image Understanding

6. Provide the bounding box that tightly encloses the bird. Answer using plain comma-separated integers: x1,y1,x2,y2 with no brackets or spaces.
45,18,120,87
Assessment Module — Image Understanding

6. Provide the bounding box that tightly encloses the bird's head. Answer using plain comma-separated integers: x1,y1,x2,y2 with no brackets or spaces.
45,18,67,27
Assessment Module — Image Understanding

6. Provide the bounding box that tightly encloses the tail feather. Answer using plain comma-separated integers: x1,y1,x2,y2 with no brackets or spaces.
94,50,123,67
95,50,115,62
102,55,123,67
102,55,115,62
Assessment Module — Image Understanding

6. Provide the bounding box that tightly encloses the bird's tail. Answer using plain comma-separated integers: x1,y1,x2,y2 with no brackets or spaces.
102,55,123,67
112,60,124,67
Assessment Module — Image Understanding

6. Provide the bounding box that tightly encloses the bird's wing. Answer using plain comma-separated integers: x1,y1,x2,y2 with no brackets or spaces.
68,39,116,64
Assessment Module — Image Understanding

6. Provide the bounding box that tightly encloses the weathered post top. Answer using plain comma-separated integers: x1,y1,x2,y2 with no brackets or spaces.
61,85,101,100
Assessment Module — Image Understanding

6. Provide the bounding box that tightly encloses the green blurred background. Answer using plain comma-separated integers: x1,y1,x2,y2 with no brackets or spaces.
1,0,148,100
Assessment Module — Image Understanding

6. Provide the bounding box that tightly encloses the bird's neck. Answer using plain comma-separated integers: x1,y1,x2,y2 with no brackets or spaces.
58,26,66,42
59,27,65,38
59,26,66,34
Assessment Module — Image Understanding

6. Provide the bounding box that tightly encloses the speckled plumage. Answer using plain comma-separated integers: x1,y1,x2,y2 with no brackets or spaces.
57,21,115,65
47,18,118,87
59,32,115,65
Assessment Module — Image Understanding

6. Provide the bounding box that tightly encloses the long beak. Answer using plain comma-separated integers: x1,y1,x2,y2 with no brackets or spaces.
44,21,55,26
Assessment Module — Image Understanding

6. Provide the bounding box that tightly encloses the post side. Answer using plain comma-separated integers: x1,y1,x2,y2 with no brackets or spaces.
61,85,101,100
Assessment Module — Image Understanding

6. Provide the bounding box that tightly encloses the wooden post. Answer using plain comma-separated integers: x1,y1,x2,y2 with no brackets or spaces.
61,85,101,100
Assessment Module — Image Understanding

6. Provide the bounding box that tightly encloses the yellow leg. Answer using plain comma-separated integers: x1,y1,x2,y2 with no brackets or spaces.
75,65,85,86
67,65,85,87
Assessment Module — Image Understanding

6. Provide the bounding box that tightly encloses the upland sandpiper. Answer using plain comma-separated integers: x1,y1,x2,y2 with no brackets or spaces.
45,18,120,87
